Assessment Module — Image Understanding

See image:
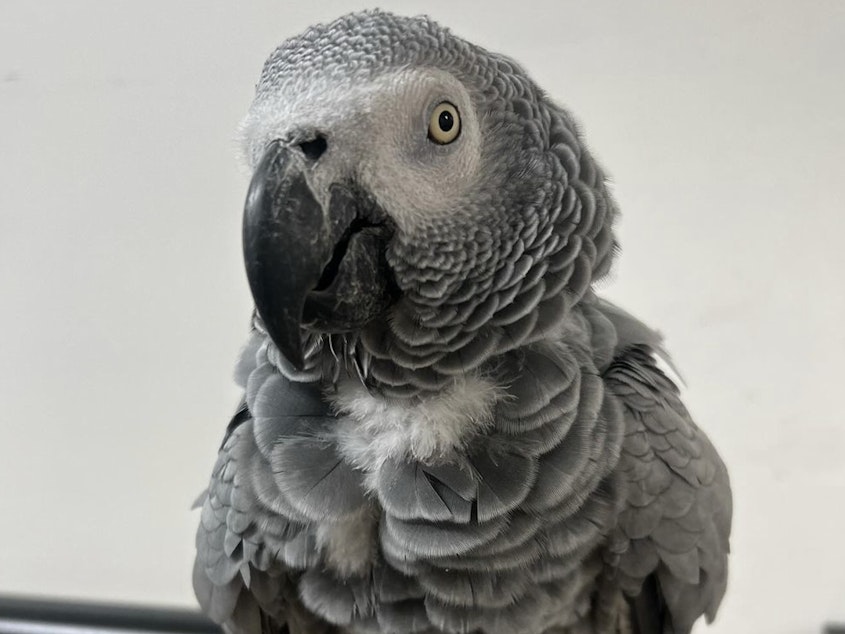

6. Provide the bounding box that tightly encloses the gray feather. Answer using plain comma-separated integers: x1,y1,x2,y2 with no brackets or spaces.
298,568,374,626
417,566,533,608
375,600,432,634
469,446,538,522
381,513,509,560
373,564,426,603
271,438,367,521
377,459,472,523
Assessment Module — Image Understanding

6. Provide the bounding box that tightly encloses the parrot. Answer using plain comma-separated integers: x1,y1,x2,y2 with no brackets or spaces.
193,10,732,634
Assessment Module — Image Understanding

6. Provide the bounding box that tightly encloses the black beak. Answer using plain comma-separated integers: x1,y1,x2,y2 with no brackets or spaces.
242,140,396,369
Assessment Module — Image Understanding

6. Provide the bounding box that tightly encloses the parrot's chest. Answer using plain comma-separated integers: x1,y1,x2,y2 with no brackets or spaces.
318,375,502,574
299,365,616,633
243,342,622,632
328,374,502,485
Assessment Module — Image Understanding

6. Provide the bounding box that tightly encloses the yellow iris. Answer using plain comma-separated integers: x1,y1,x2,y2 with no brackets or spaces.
428,102,461,144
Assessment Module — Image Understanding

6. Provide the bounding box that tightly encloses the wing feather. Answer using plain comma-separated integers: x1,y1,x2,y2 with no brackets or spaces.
596,301,732,634
193,339,343,634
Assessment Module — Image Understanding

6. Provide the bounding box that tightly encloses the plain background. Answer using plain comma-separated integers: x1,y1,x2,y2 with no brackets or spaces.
1,2,843,632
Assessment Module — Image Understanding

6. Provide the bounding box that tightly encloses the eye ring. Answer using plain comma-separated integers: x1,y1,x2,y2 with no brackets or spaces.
428,102,461,145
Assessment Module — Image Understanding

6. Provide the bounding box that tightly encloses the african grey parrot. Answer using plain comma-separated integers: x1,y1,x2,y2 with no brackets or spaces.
193,10,732,634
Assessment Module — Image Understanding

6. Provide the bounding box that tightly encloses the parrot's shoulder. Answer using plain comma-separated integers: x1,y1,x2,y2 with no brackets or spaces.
591,301,732,634
580,295,681,380
194,336,375,634
193,410,312,634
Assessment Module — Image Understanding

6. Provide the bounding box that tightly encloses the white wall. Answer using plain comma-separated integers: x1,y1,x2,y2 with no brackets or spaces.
1,2,843,632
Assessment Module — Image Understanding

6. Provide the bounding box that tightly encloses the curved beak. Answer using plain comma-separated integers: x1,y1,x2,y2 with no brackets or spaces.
242,140,395,369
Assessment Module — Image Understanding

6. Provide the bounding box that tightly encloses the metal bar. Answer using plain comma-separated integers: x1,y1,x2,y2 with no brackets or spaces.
0,597,220,634
2,595,842,634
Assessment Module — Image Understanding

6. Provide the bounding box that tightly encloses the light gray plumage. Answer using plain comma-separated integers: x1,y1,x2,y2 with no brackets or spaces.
194,10,731,634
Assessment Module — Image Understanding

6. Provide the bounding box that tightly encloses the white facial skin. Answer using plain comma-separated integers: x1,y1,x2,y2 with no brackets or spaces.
239,69,482,235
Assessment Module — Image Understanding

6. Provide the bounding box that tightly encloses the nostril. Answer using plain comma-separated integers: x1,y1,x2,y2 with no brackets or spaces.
298,135,328,161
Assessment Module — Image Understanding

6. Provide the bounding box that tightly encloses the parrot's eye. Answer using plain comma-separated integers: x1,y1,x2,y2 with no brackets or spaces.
428,102,461,145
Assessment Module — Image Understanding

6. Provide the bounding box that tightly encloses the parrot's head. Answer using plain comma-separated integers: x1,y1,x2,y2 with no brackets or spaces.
240,11,617,391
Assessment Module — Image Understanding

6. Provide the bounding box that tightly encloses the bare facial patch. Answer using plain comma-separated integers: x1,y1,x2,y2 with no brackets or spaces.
239,68,482,235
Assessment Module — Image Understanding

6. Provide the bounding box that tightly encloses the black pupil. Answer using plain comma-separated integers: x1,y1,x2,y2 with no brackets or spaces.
438,110,454,132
